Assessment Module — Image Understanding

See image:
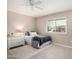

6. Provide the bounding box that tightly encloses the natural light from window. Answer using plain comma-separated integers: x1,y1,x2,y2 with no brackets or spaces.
47,17,67,33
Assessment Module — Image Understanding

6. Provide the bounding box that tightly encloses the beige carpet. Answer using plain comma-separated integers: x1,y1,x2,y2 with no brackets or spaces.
29,45,72,59
8,45,52,59
8,44,72,59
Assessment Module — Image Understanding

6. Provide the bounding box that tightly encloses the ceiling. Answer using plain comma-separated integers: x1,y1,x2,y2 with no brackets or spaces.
7,0,72,17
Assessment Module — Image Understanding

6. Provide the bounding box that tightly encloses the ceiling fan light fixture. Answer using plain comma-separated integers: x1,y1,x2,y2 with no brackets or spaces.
25,0,43,10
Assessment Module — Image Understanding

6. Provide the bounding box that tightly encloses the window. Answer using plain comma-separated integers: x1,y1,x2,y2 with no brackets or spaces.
47,17,67,33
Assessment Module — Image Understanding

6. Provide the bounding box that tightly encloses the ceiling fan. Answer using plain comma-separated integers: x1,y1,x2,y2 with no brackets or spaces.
24,0,43,10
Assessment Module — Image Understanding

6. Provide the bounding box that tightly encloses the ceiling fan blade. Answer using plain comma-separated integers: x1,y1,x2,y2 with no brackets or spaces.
24,0,43,10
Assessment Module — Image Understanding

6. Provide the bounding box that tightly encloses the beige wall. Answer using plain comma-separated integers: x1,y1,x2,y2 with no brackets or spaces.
7,10,72,46
36,10,72,46
7,11,36,34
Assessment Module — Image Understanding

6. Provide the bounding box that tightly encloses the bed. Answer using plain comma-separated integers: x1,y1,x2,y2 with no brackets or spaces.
24,32,52,49
32,35,52,48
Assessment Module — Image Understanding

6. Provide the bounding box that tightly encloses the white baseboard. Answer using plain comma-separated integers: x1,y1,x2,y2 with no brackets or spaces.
54,43,72,48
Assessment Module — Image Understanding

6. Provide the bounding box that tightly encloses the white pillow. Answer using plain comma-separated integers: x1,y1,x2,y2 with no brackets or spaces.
29,32,37,36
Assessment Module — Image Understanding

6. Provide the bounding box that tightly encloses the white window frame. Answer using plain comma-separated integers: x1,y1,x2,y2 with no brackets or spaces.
46,17,67,34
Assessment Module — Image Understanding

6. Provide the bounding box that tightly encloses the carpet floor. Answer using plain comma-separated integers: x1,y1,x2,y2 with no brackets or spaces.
8,44,72,59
